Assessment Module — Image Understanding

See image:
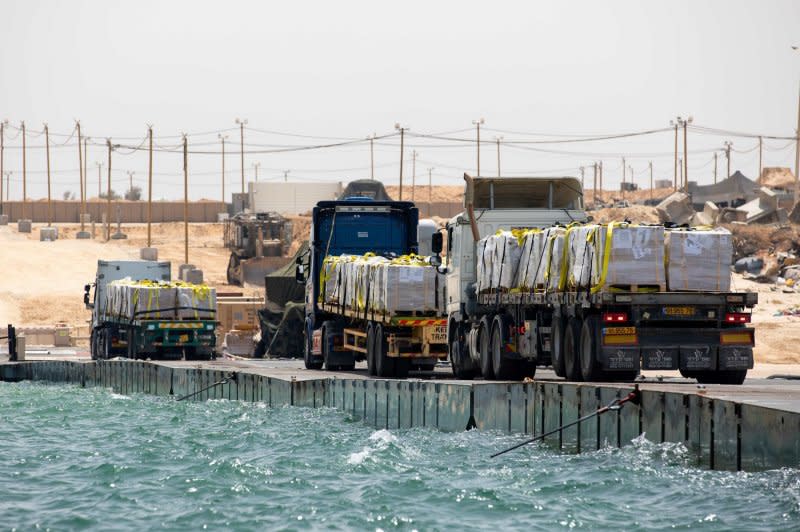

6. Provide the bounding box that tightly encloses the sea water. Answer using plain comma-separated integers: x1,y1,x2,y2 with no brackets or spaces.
0,382,798,530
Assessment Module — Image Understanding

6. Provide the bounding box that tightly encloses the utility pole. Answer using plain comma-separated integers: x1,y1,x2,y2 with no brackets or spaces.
3,172,10,204
579,166,585,192
96,162,103,198
495,136,503,177
724,141,732,180
682,117,692,190
183,134,189,265
147,126,154,247
629,164,635,191
81,135,89,235
621,157,626,201
395,123,407,200
76,121,83,229
106,140,112,241
649,161,653,202
793,46,800,207
427,167,434,218
679,157,683,188
236,118,247,194
472,118,484,176
592,162,598,206
714,151,718,184
411,150,417,201
45,124,52,226
670,119,679,190
283,170,290,182
758,136,763,184
218,134,227,209
369,133,376,180
127,171,135,196
252,162,260,182
0,120,4,216
21,121,27,220
599,161,604,203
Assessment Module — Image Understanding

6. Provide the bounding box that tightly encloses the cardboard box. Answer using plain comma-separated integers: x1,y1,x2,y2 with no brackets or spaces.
217,298,264,332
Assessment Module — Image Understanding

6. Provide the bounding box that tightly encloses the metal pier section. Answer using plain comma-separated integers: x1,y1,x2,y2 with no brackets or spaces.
1,359,799,472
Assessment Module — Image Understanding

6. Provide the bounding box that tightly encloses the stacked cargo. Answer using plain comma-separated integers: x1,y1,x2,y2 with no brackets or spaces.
476,222,734,295
320,253,443,315
105,279,217,321
665,228,732,292
565,223,665,291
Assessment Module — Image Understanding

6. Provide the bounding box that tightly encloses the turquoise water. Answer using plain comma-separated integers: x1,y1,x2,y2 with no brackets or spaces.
1,382,798,530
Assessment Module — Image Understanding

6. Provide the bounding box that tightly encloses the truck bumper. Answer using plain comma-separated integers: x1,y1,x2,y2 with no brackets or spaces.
600,327,754,372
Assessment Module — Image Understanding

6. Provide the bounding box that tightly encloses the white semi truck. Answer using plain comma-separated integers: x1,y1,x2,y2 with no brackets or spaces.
444,175,757,384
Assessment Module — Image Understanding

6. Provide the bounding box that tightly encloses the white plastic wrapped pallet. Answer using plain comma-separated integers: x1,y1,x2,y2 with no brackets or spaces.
491,231,523,291
665,228,732,292
104,280,216,320
545,228,567,291
376,261,441,313
566,224,665,290
476,237,495,293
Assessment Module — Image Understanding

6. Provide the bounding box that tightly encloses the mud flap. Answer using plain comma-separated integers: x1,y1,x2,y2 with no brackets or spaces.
718,346,753,370
680,345,716,371
641,347,679,370
600,347,640,371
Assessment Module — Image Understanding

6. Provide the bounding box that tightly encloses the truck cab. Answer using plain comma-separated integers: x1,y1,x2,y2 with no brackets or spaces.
445,177,587,319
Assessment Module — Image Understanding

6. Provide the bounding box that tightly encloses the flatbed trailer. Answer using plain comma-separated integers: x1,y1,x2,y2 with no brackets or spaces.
315,302,447,378
472,289,757,384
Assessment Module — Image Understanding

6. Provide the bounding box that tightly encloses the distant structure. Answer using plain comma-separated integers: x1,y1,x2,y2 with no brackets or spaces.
248,181,343,215
687,171,759,209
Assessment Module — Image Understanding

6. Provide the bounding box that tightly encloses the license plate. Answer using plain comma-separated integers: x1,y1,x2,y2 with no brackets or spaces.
664,306,694,316
179,334,189,343
604,326,636,335
425,325,448,344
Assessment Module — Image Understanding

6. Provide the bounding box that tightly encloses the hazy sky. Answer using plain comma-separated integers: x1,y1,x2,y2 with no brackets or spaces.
1,0,798,201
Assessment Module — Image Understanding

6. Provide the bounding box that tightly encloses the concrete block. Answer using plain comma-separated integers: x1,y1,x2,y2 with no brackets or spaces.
178,264,196,281
0,214,8,225
140,247,159,261
15,333,26,361
185,268,204,284
758,187,779,212
703,201,720,222
719,208,747,223
656,192,694,225
75,231,91,239
111,231,128,239
17,219,32,233
690,211,713,227
39,226,59,241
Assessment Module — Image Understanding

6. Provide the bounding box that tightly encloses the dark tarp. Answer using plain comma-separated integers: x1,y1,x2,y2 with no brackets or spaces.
339,179,393,200
265,240,308,308
255,302,306,358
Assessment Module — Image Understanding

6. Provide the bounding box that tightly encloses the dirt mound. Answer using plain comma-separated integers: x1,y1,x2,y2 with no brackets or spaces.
725,223,800,260
591,205,661,224
760,167,796,189
384,185,463,203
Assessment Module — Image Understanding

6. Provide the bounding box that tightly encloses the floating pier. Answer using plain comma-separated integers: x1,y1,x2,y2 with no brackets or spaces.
1,358,798,472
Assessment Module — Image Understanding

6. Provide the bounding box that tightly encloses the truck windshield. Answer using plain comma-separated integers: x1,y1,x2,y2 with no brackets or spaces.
473,179,583,210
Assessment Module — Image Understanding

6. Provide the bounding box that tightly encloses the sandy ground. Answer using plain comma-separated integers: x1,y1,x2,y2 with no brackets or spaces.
1,219,799,364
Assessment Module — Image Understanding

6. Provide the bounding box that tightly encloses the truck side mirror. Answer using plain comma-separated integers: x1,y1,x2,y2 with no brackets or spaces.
431,232,443,255
83,283,94,309
295,264,306,284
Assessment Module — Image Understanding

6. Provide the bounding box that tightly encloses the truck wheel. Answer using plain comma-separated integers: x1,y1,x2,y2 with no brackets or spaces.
578,316,603,382
374,324,396,377
303,320,322,370
366,323,377,376
479,317,494,379
551,317,566,378
395,359,410,379
695,370,747,385
491,317,520,380
450,338,476,380
99,329,111,360
563,317,584,381
126,327,137,359
90,330,98,360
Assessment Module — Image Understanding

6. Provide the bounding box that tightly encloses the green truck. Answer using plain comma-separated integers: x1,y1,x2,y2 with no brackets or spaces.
84,260,217,360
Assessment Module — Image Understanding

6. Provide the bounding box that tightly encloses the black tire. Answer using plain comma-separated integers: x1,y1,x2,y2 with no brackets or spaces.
695,369,747,385
303,321,322,370
126,327,137,359
226,253,241,285
374,324,396,378
253,337,266,358
519,360,537,379
579,316,604,382
450,338,477,380
478,317,494,379
491,318,520,380
395,359,410,379
563,317,584,381
551,317,566,378
322,326,335,371
366,323,377,376
100,329,111,360
90,330,98,360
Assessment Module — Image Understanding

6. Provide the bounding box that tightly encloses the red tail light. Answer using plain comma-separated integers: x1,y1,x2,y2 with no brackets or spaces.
602,312,628,323
724,312,751,324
